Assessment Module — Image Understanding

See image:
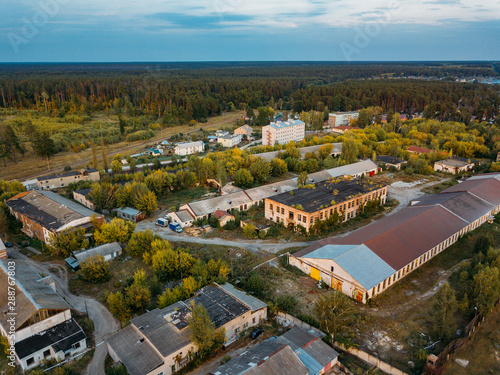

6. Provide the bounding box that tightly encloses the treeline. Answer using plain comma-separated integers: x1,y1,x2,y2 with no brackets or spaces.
0,63,498,123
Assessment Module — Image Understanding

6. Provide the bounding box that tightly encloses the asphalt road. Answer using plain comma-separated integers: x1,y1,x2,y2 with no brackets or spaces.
7,248,120,375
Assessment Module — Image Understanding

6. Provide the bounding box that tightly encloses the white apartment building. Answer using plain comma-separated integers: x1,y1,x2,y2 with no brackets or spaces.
217,134,242,148
262,119,305,146
174,141,204,156
327,111,359,127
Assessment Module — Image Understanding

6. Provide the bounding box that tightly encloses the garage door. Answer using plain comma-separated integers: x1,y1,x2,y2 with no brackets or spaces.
310,267,320,281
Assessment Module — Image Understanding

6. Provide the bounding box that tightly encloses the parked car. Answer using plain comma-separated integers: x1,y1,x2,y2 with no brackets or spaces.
250,327,263,339
4,242,12,247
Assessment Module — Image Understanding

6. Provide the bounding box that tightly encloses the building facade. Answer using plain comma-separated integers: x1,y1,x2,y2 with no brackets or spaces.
290,173,500,303
265,178,387,232
73,188,95,210
327,111,359,127
262,120,305,146
217,134,242,148
37,169,99,190
234,125,253,138
434,157,475,174
174,141,204,156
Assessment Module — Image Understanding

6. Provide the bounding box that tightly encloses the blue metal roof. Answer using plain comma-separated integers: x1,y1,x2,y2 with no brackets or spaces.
305,244,396,290
296,349,323,375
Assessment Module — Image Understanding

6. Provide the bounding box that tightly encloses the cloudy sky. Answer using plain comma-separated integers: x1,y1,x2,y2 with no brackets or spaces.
1,0,500,62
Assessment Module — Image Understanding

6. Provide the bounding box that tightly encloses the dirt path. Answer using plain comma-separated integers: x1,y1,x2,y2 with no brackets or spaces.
7,248,120,375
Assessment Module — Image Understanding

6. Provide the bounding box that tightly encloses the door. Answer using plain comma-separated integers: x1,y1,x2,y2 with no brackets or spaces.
355,289,363,302
310,267,320,281
332,278,343,292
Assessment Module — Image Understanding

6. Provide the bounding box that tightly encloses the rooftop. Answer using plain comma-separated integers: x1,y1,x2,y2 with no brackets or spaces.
6,190,95,231
73,242,122,263
269,178,385,213
218,283,268,312
252,143,343,162
407,146,432,154
176,209,195,222
176,141,204,149
267,119,304,130
0,259,69,330
15,318,86,360
116,206,140,216
436,157,475,168
376,155,405,164
36,168,98,182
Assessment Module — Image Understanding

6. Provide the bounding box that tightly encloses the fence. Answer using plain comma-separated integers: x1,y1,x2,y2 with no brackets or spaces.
274,312,325,338
334,343,409,375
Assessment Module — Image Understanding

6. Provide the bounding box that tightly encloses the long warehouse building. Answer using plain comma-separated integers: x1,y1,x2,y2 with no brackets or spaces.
291,173,500,303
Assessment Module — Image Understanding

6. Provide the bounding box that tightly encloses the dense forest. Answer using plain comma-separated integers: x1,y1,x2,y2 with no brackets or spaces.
0,62,499,124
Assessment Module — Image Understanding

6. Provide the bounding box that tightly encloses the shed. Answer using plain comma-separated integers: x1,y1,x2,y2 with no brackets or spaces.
73,242,122,264
64,257,80,271
115,207,144,222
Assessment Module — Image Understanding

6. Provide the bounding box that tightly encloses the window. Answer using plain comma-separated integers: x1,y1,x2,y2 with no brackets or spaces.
331,266,334,272
281,208,284,215
43,349,51,358
297,214,301,221
289,212,294,220
303,216,306,223
27,357,35,366
320,212,323,219
72,342,81,349
171,365,176,373
235,327,240,334
276,206,279,212
253,317,256,324
270,204,273,210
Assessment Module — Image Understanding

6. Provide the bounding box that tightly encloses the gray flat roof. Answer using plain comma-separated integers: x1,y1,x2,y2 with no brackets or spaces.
73,242,122,263
218,283,268,312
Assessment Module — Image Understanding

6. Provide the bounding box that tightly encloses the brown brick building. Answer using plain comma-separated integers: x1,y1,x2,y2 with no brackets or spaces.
265,178,387,232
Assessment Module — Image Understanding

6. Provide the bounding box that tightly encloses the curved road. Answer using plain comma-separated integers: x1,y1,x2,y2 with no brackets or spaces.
7,248,119,375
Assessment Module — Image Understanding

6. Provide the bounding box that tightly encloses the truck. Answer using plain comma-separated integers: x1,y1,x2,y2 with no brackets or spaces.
156,218,168,227
169,222,183,233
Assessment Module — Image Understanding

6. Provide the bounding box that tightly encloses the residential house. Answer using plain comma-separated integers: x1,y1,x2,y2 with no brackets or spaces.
107,284,267,375
215,130,229,137
174,141,204,156
290,173,500,303
265,178,387,232
36,169,99,190
73,188,95,210
407,146,431,155
331,125,361,134
218,134,242,148
434,157,476,174
0,260,87,371
211,326,339,375
234,125,253,139
115,207,144,223
0,239,6,259
73,242,122,265
376,155,406,170
212,210,235,227
180,160,379,220
167,209,195,228
5,191,99,244
326,111,359,128
262,120,305,146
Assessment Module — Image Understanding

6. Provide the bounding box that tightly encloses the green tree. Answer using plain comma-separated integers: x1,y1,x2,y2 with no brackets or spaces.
126,269,151,310
94,218,136,245
270,158,288,176
314,291,355,346
32,131,56,170
249,157,271,183
47,228,89,257
189,302,216,354
472,266,500,315
80,255,111,283
432,282,458,340
107,292,131,322
340,138,359,164
297,171,308,187
136,191,158,216
233,168,254,188
111,159,122,173
126,229,160,257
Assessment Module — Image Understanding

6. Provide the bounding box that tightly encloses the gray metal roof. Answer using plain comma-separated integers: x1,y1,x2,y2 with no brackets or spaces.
218,283,268,312
303,337,339,367
73,242,122,263
175,141,204,149
0,260,70,331
244,345,309,375
116,206,140,216
186,190,252,217
326,159,378,177
245,179,298,203
38,190,96,218
176,209,195,222
253,143,342,162
107,325,164,375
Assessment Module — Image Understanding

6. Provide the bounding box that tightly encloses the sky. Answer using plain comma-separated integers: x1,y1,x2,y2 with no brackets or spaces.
1,0,500,62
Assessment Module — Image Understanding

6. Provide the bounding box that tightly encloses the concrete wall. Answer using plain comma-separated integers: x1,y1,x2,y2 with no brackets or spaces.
15,310,72,342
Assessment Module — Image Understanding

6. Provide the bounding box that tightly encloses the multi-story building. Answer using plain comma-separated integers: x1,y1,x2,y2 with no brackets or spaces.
234,125,253,138
262,119,305,146
0,260,87,371
5,190,99,244
327,111,359,127
107,283,267,375
217,134,242,148
265,178,387,232
36,168,99,190
174,141,204,156
73,188,95,210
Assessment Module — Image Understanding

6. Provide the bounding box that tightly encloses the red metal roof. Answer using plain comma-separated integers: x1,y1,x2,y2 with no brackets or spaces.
407,146,431,154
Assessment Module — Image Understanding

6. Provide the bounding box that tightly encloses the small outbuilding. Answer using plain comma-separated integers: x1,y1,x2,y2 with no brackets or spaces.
73,242,122,264
376,155,406,170
434,157,476,174
167,209,195,228
212,210,235,227
115,207,144,222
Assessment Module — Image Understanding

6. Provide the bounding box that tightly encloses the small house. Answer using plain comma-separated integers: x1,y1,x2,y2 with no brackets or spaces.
407,146,431,155
167,209,195,228
434,157,476,174
234,125,253,138
376,155,406,170
212,210,235,227
73,242,122,264
115,207,144,222
240,219,270,234
73,188,95,210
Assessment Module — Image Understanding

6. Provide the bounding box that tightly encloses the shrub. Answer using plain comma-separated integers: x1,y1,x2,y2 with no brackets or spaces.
276,294,298,313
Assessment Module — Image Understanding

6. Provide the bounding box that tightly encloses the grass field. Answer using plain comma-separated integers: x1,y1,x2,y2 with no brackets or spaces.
0,110,244,181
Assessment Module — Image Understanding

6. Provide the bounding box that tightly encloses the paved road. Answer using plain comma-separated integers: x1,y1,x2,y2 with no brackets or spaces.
7,248,120,375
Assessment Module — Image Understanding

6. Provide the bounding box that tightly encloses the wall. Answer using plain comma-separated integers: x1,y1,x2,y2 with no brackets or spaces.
335,343,408,375
15,310,72,342
275,312,325,338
